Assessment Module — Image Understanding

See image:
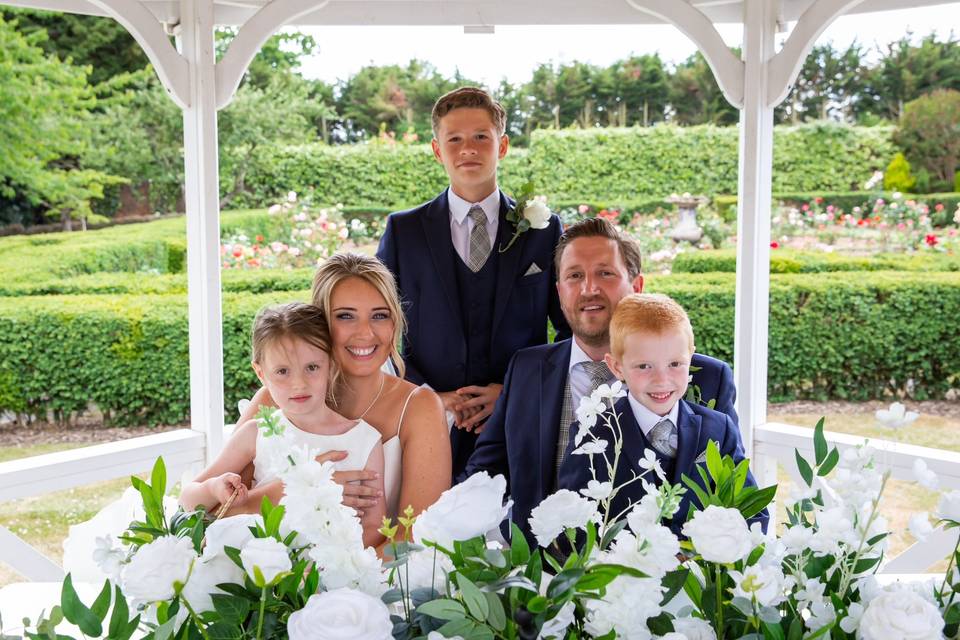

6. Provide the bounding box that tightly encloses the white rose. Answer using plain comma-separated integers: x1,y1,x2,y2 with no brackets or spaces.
309,544,386,595
671,617,717,640
538,600,575,639
857,588,944,640
522,199,551,230
180,554,244,613
203,514,260,559
413,472,510,549
529,490,598,548
398,548,454,593
681,506,752,564
730,564,786,607
240,537,292,587
288,588,393,640
120,535,196,603
937,490,960,522
658,634,687,640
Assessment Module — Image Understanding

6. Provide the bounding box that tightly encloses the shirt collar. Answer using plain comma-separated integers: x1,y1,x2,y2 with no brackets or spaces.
627,391,680,437
448,187,500,225
567,337,595,374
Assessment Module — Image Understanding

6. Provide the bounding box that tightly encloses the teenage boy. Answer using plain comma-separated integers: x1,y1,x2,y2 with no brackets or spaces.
377,87,569,477
559,293,767,535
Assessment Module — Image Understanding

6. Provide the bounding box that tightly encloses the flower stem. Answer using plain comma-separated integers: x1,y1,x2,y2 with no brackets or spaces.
255,585,267,640
181,597,211,640
937,531,960,609
715,564,725,639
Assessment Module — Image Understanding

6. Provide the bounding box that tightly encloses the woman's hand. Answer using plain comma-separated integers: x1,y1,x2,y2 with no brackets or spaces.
315,450,382,516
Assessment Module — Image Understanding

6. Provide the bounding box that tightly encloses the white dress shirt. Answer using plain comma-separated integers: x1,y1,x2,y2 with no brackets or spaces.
627,391,680,439
447,187,500,264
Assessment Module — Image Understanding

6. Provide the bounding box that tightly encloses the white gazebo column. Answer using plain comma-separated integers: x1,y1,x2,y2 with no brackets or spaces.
734,0,778,462
180,0,225,462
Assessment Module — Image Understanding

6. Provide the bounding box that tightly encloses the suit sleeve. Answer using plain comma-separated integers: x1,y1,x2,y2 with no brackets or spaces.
458,352,518,485
714,362,739,427
376,215,426,386
546,216,571,342
719,414,769,533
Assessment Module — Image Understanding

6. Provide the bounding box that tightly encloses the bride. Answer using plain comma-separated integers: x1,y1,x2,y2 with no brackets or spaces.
235,253,452,545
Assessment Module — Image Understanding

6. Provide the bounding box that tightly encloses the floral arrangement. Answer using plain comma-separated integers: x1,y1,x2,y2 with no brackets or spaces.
500,182,552,253
23,397,960,640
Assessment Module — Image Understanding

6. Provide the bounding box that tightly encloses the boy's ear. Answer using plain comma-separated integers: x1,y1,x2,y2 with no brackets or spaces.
603,353,623,381
497,134,509,159
431,138,443,163
632,274,644,293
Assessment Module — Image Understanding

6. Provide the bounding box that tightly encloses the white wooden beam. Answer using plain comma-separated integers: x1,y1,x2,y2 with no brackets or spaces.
0,526,64,582
623,0,745,107
733,0,778,457
180,0,226,463
86,0,190,108
216,0,332,110
766,0,869,107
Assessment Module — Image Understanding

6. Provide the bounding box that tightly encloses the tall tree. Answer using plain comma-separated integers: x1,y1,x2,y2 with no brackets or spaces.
776,42,869,124
597,54,669,126
865,33,960,120
668,51,739,125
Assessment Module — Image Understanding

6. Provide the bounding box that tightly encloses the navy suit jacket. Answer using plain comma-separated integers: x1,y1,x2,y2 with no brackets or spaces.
461,338,740,539
558,396,768,538
376,189,570,390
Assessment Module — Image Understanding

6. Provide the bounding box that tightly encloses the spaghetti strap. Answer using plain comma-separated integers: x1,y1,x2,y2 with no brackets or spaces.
396,386,420,439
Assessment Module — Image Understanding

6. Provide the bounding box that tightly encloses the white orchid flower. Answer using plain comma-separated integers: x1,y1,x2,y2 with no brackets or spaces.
572,439,608,456
874,402,919,429
638,448,666,481
912,458,939,490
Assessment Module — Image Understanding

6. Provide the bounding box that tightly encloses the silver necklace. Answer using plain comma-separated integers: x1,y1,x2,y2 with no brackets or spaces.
355,374,386,420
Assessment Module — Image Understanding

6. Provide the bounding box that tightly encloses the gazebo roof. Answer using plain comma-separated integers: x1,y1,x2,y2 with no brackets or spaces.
3,0,954,25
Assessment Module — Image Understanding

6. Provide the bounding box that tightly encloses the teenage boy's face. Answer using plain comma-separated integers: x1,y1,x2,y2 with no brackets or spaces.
605,329,691,417
556,236,643,348
432,108,508,199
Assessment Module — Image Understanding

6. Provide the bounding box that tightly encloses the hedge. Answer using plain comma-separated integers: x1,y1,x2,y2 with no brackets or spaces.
3,272,959,425
672,248,960,274
239,123,895,209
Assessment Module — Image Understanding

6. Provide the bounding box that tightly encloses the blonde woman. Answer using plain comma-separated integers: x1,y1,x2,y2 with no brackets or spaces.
238,253,451,541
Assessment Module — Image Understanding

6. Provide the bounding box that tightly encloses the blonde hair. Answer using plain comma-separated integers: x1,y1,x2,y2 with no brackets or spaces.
609,294,695,360
310,253,406,391
432,86,507,137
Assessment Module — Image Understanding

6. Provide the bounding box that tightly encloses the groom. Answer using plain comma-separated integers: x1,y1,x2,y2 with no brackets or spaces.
377,87,569,478
461,217,739,539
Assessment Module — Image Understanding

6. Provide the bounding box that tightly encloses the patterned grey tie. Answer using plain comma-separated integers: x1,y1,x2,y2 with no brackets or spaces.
648,418,678,458
555,360,613,477
467,205,491,272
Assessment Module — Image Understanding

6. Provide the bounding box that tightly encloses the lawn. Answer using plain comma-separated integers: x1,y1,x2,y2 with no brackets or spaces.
0,403,957,588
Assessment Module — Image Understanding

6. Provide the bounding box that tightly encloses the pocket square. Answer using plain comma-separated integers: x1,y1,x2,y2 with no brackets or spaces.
523,263,543,276
694,450,708,464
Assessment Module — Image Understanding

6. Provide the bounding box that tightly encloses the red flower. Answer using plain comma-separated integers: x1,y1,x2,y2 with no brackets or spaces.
857,219,865,226
814,197,824,204
256,234,264,243
770,241,780,249
926,234,938,246
935,203,945,212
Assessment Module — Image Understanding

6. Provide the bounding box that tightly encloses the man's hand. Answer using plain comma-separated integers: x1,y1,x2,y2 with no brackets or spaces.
316,450,381,516
453,383,503,432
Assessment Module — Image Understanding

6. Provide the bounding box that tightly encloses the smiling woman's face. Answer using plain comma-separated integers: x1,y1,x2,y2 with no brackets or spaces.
327,276,395,377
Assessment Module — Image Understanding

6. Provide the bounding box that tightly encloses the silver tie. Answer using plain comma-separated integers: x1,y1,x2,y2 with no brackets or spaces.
467,205,491,272
554,360,613,476
648,418,678,458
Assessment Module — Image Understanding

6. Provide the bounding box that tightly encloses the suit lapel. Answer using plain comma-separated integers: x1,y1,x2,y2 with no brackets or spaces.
538,340,571,496
419,190,464,332
672,402,703,485
611,396,648,479
492,192,524,334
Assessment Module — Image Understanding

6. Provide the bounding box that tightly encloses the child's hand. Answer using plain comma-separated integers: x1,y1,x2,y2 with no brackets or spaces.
207,472,247,507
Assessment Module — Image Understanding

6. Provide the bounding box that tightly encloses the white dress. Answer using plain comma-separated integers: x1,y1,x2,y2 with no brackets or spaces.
252,411,381,487
381,386,420,519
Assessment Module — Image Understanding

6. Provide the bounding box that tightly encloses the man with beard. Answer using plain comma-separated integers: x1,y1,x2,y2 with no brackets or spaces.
461,217,738,539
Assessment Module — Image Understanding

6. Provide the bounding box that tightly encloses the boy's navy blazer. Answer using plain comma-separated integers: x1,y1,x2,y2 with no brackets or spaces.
558,395,768,538
376,189,569,389
461,338,741,539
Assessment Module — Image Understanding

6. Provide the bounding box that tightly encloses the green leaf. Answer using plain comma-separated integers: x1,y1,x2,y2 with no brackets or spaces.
60,574,102,637
738,485,777,519
599,519,628,550
681,473,712,508
206,623,242,640
660,568,689,605
150,457,167,509
437,619,475,638
706,439,723,484
416,598,466,621
89,580,112,620
211,594,250,624
456,573,489,620
813,417,828,465
682,566,703,608
817,447,840,477
525,595,547,614
546,568,584,599
108,585,133,640
483,592,506,631
510,523,530,566
795,450,814,486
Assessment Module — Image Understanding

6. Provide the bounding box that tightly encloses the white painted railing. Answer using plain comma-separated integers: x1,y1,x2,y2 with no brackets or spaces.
0,430,206,582
754,422,960,573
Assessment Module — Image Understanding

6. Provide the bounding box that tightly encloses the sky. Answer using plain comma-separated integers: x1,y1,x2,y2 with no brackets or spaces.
297,4,960,87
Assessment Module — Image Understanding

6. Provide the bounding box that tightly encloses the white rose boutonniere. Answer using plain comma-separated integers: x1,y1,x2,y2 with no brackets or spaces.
500,182,551,253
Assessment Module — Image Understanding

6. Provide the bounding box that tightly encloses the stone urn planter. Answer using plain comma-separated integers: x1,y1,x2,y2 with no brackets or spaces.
665,192,708,244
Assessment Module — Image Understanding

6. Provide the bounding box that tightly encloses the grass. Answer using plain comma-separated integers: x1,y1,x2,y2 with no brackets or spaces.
1,406,957,587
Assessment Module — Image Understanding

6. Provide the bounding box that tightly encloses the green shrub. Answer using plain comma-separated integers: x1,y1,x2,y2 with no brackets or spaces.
672,248,960,274
648,271,960,401
884,152,917,192
894,89,960,193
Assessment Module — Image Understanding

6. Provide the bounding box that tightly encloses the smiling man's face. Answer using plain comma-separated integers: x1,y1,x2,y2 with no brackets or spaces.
556,236,641,348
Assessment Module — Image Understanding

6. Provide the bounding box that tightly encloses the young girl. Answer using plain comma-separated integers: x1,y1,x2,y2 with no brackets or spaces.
180,302,386,548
